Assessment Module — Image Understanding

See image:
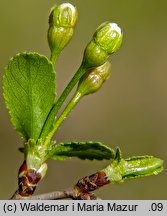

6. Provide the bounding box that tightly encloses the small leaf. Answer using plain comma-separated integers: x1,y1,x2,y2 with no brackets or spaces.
103,155,163,184
123,156,164,180
3,52,56,141
48,141,115,160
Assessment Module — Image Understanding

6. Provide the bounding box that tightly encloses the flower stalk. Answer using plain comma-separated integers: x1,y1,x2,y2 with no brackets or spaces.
44,61,112,144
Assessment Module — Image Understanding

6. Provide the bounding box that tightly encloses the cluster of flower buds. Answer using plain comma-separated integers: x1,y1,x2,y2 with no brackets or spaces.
47,3,123,69
76,21,123,96
47,2,123,112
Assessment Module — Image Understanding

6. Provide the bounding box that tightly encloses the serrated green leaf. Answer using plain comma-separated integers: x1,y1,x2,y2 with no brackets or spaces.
3,52,56,141
48,141,115,160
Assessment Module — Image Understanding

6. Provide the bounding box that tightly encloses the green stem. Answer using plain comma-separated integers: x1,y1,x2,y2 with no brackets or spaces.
50,52,59,66
44,91,83,145
39,64,87,141
54,64,86,111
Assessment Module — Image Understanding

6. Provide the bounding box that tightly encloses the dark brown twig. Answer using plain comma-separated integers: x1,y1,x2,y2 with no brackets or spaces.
11,170,108,200
11,187,98,200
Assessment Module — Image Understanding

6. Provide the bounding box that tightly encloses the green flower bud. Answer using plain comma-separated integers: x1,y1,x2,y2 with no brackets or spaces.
48,3,78,63
49,3,77,28
77,61,111,96
94,22,122,54
83,22,123,68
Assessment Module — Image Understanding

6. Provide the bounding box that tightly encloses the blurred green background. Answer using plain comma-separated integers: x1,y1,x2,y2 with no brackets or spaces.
0,0,167,199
